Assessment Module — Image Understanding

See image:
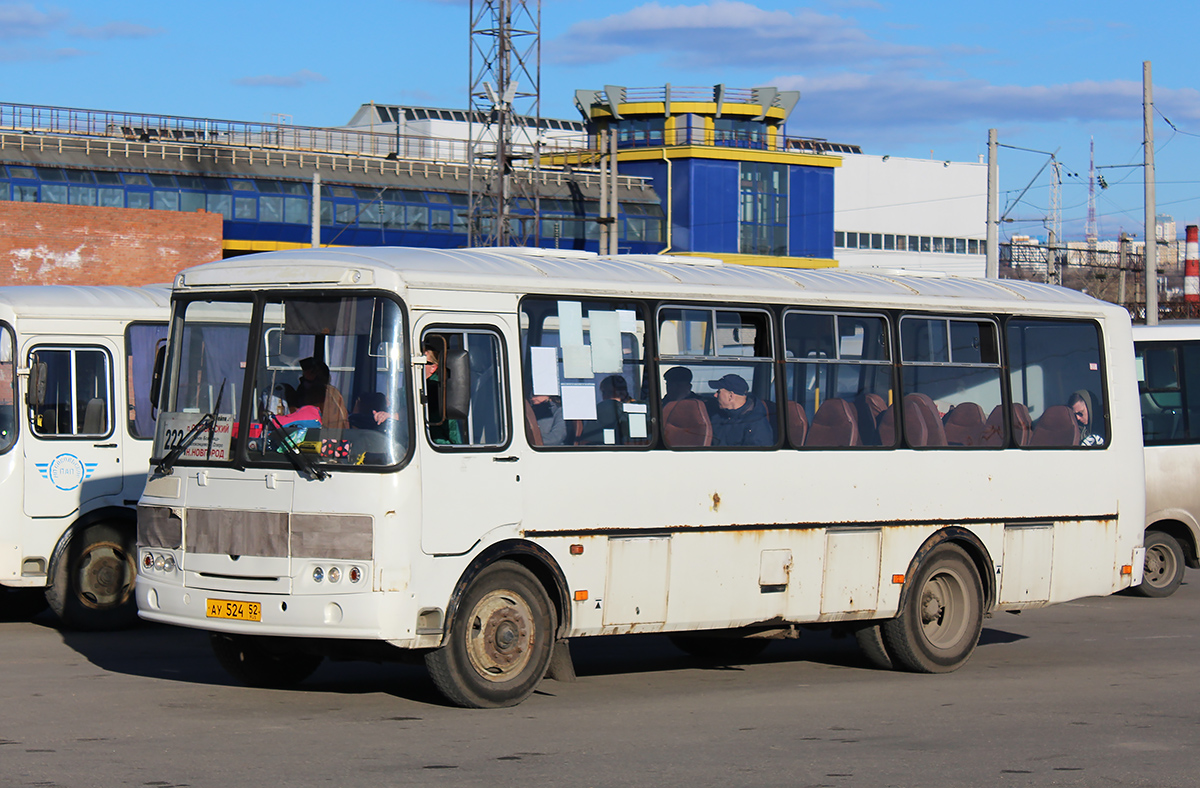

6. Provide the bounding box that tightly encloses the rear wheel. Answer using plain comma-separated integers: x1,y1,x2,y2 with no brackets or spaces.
1134,531,1185,598
210,634,324,688
425,561,555,708
853,624,895,670
46,522,138,630
882,543,984,673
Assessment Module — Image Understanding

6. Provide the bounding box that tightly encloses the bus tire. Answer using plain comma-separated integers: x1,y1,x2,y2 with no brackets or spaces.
210,634,323,688
668,633,770,663
46,522,138,631
853,624,895,670
425,560,554,709
881,543,983,673
1134,531,1185,598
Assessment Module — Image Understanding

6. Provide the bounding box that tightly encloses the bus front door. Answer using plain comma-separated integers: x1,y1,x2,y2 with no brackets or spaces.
22,343,122,519
418,323,522,555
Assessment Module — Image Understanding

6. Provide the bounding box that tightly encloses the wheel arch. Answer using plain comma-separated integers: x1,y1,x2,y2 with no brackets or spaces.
46,505,138,580
443,539,571,641
1145,518,1200,569
897,526,996,614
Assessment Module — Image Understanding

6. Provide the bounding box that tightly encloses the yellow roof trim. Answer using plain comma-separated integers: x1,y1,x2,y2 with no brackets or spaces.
671,252,838,269
616,146,841,168
591,102,788,121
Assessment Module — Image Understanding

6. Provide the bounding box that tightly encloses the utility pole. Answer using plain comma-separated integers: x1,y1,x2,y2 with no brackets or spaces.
986,128,999,278
1144,61,1158,324
1118,231,1129,307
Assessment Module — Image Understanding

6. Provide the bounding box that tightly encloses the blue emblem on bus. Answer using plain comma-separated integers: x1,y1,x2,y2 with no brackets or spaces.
35,454,98,491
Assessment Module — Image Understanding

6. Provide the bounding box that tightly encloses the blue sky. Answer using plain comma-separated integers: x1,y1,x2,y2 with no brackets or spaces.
3,0,1199,242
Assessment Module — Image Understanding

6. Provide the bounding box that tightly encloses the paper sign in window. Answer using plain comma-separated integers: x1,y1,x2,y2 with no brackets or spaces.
624,402,648,439
589,310,623,374
530,346,559,396
562,344,593,379
561,384,598,421
617,309,637,335
557,301,584,347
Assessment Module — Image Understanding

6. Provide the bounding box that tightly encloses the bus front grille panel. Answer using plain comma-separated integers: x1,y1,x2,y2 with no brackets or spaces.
187,509,288,557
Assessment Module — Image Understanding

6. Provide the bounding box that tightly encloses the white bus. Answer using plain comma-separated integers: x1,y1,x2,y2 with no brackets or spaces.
136,248,1145,707
0,285,169,628
1132,322,1200,597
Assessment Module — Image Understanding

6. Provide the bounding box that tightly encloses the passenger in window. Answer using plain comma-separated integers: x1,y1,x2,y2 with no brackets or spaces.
423,343,464,445
708,374,773,447
1069,390,1105,447
578,375,632,445
662,366,702,404
529,394,566,445
349,391,398,429
281,357,349,430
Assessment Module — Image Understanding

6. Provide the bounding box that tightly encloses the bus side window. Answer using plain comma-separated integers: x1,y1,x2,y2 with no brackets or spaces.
422,329,507,449
1007,319,1106,449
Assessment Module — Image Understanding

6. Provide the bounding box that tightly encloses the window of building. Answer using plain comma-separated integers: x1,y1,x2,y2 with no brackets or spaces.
739,162,788,256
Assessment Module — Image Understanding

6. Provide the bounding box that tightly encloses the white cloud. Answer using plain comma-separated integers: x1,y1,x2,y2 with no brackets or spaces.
232,69,329,89
0,2,68,39
547,1,929,69
69,21,164,40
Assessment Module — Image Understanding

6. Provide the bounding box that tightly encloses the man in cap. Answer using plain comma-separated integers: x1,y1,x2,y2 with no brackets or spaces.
708,373,774,447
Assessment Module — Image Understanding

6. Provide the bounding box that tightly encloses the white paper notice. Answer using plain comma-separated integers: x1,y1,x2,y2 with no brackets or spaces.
530,346,560,396
560,384,598,421
617,309,637,335
589,310,623,374
562,344,593,379
558,301,584,347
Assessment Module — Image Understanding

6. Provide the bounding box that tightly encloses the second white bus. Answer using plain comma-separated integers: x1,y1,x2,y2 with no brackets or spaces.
136,248,1145,707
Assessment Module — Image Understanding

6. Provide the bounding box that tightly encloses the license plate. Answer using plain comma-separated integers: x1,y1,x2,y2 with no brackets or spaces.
206,598,262,621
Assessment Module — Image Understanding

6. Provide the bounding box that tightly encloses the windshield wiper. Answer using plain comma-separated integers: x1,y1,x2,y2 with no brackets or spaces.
266,413,329,481
156,378,227,475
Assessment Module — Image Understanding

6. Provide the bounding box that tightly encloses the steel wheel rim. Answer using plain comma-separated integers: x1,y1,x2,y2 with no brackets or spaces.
1144,543,1177,588
76,540,134,609
464,588,535,683
919,566,971,650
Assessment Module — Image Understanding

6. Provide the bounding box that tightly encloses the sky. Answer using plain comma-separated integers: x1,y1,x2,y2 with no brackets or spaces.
3,0,1200,243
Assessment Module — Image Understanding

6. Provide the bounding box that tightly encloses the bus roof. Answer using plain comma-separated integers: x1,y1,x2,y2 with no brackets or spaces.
1133,321,1200,341
0,285,171,318
176,247,1121,316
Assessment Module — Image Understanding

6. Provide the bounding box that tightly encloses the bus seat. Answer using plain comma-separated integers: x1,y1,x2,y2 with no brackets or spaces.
785,401,808,447
906,393,946,447
82,397,106,434
321,386,349,431
1030,405,1079,447
1011,403,1033,446
982,405,1006,446
524,399,543,446
878,405,897,446
805,398,860,447
662,399,712,447
856,392,887,445
943,402,986,446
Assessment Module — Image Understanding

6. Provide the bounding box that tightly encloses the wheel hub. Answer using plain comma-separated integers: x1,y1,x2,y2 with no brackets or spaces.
921,590,944,625
76,541,133,609
465,589,535,680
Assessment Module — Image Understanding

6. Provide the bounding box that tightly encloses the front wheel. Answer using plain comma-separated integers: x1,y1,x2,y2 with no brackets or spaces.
425,561,555,708
881,543,984,673
46,522,138,630
1133,531,1186,598
210,634,324,688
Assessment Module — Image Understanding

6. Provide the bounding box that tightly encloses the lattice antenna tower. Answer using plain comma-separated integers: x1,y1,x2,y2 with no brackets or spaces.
1086,137,1098,264
467,0,542,247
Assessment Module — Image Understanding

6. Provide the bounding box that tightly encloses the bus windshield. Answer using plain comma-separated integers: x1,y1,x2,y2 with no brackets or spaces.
155,294,409,469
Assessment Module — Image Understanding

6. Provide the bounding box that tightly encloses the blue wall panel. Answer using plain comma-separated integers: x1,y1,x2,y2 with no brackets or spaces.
789,166,834,259
687,159,740,253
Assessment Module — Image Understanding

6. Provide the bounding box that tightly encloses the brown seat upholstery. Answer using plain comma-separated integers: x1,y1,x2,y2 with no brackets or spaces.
786,401,808,447
662,399,712,447
321,385,349,431
855,392,887,445
1011,403,1033,446
1029,405,1079,447
943,402,986,446
982,405,1006,446
524,399,543,446
906,393,946,447
805,398,860,447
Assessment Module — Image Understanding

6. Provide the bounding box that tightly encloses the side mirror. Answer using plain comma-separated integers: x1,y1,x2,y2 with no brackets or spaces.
150,345,166,408
443,349,471,420
26,361,46,408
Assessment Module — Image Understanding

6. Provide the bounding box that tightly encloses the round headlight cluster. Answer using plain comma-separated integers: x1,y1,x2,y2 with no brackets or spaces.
141,551,176,573
310,564,364,585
